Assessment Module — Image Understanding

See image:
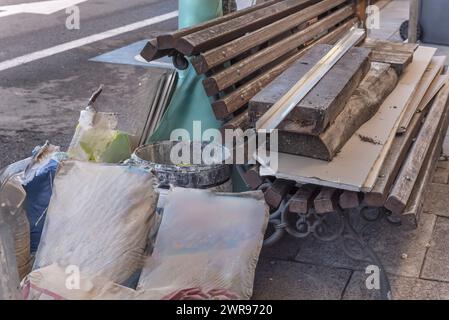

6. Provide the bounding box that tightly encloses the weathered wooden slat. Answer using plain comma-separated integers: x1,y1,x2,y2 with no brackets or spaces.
403,88,449,226
221,110,251,132
362,38,418,54
361,39,418,75
140,39,173,62
264,179,296,209
289,185,317,214
339,191,362,209
255,62,396,160
176,0,318,55
258,47,435,192
192,0,347,74
241,166,264,190
203,5,354,96
364,74,448,207
363,111,426,207
369,51,413,75
212,18,358,119
249,44,371,138
156,0,282,49
385,78,449,214
398,57,445,134
314,187,340,214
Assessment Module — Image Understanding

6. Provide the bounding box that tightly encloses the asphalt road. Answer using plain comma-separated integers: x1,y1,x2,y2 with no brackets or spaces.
0,0,179,168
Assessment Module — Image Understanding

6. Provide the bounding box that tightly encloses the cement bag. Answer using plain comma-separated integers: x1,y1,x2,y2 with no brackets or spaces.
33,161,159,284
68,108,132,163
136,188,269,300
0,176,32,279
0,210,22,299
22,264,145,300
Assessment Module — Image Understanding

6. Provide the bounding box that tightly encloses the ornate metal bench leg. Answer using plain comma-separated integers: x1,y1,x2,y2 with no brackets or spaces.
339,208,392,300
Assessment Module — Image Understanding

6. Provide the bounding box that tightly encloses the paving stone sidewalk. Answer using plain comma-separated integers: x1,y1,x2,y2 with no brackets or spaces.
252,0,449,300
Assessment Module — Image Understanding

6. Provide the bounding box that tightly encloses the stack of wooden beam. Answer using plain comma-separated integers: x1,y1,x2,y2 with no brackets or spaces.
140,0,361,132
244,39,449,226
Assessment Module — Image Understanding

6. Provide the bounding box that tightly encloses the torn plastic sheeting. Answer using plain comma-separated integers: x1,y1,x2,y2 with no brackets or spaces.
33,160,159,284
68,108,132,164
136,188,269,300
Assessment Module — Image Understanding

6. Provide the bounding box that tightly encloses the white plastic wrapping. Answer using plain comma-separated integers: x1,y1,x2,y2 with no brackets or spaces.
68,108,132,163
33,160,159,284
136,188,269,300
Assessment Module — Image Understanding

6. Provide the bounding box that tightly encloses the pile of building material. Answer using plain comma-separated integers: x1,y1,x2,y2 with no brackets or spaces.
242,36,449,227
141,0,360,133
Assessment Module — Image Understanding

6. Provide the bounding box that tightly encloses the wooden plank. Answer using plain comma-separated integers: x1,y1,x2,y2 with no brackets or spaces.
385,77,449,214
398,56,445,134
362,38,419,54
252,62,395,161
339,191,362,209
363,103,427,207
264,179,295,209
212,18,358,119
418,75,447,113
314,187,340,214
176,0,317,55
363,75,448,207
192,0,347,74
140,39,173,62
156,0,281,49
362,39,419,75
249,44,370,136
403,88,449,224
203,5,355,96
356,0,368,24
289,185,317,214
369,51,413,75
258,46,436,192
241,166,264,190
221,110,251,132
408,0,420,43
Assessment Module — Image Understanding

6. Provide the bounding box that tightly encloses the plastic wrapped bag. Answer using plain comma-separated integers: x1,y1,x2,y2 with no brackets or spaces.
33,161,159,284
22,264,144,300
0,176,32,279
68,108,132,163
136,188,269,300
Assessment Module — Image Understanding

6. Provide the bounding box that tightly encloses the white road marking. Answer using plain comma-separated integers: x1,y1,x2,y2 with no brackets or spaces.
0,10,178,72
0,0,88,18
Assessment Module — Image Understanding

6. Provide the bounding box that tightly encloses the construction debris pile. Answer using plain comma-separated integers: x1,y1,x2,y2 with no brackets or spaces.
244,43,449,236
2,0,449,301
